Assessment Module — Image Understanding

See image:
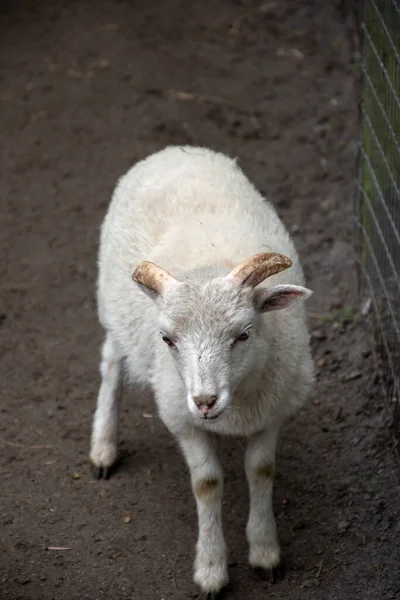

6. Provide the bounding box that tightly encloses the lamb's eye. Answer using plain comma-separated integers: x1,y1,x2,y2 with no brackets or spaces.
161,335,175,348
234,331,250,343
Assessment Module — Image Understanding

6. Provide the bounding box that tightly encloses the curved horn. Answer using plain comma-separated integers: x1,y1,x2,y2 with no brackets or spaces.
227,252,292,288
132,261,177,294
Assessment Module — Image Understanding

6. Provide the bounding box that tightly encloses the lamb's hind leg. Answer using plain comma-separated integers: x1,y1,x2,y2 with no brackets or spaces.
90,333,123,479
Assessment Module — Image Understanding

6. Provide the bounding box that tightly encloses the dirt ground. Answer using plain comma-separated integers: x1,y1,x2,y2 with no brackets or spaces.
1,1,399,599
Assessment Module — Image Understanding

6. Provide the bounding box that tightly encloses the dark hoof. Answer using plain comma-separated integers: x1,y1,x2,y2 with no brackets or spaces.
91,464,113,480
206,593,220,600
90,454,126,480
254,564,284,584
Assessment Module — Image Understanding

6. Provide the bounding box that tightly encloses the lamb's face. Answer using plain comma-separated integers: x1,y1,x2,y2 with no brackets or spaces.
132,252,311,422
158,279,259,421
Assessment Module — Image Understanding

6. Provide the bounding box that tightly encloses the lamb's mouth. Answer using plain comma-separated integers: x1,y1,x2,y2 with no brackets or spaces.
201,410,223,421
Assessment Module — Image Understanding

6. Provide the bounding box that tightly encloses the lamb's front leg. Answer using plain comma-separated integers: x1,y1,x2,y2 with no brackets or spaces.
245,427,282,581
179,429,228,599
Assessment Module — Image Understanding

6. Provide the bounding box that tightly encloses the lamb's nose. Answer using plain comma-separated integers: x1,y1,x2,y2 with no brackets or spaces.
193,395,218,414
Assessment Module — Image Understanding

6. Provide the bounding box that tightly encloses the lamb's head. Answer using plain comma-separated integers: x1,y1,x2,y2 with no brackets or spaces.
132,253,312,422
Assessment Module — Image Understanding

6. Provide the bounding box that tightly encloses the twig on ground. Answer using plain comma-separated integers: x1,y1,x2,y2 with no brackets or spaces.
0,435,56,449
167,89,225,105
316,559,324,578
391,434,400,474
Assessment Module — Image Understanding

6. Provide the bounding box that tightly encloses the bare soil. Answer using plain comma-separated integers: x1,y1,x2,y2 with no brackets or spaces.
1,1,399,599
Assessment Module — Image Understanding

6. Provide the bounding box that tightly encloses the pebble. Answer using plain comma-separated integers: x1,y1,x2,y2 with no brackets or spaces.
338,520,350,533
312,329,326,341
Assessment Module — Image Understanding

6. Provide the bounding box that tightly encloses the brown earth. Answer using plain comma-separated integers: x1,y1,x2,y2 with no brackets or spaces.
1,1,399,599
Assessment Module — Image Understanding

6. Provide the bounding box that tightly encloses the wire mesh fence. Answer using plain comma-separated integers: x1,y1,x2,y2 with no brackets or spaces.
356,0,400,437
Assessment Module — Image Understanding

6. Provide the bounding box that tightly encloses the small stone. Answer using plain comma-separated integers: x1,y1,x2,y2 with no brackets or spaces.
317,359,326,368
312,329,326,341
276,47,304,61
361,297,372,316
123,516,131,524
259,2,278,14
72,473,80,480
98,59,110,69
338,520,350,533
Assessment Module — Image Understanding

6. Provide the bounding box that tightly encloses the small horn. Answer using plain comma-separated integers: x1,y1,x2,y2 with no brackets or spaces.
227,252,292,288
132,261,177,294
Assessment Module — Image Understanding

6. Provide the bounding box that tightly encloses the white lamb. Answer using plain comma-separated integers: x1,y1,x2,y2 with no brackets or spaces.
90,145,314,598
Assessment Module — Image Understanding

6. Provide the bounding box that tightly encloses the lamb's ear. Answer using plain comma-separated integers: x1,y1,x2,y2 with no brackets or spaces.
132,261,179,301
254,284,313,313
